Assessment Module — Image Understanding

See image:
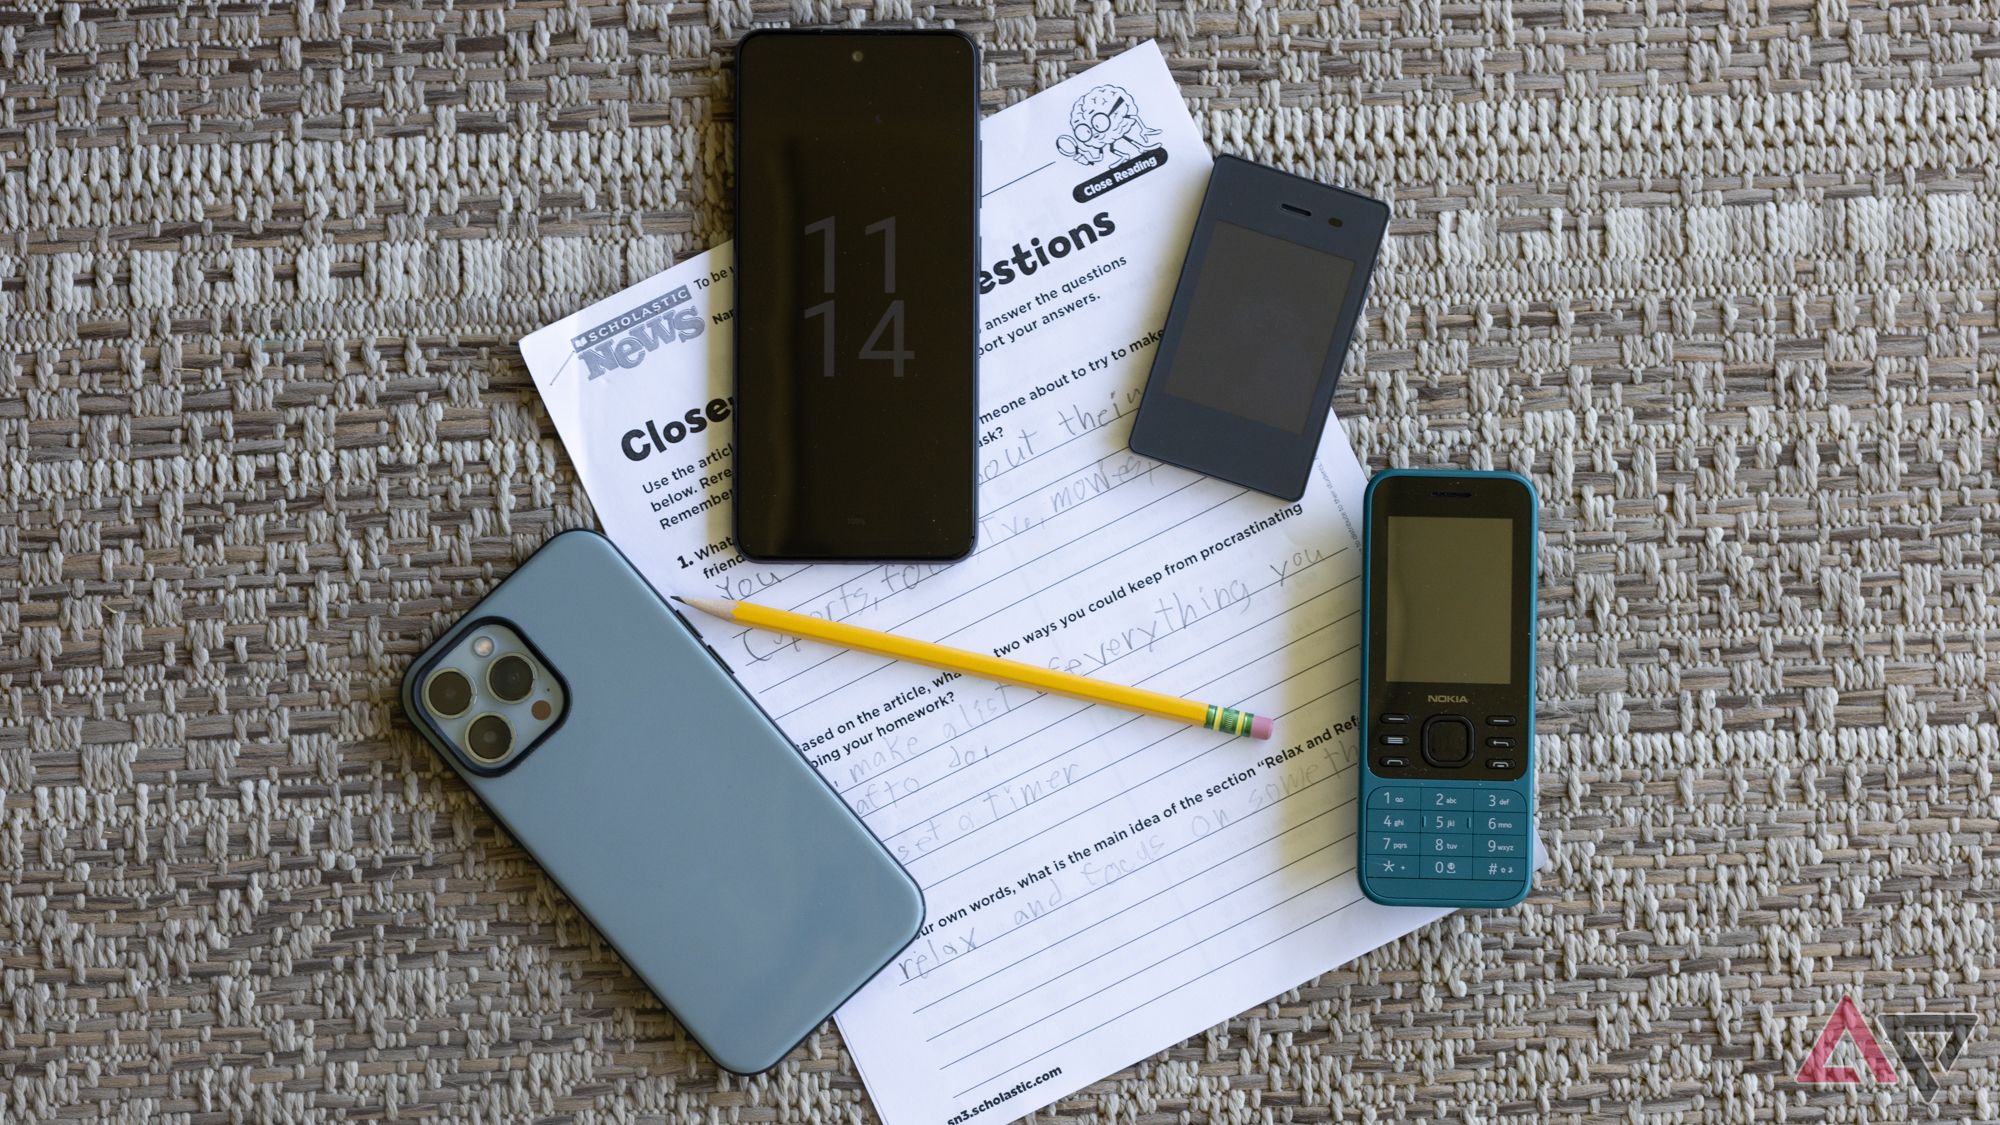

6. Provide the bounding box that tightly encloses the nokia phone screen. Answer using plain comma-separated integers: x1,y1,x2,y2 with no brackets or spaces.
734,33,979,559
1384,516,1512,683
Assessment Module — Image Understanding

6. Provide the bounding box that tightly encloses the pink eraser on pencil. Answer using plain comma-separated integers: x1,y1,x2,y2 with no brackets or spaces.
1251,715,1273,740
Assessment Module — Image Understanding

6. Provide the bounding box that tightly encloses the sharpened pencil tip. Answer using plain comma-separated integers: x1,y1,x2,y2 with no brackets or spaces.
669,595,687,604
673,596,734,620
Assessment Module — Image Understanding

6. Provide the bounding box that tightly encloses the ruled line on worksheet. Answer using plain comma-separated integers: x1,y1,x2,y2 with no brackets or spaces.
931,837,1352,1045
872,604,1352,832
949,896,1369,1097
860,576,1344,812
760,473,1212,696
890,633,1354,862
929,486,1257,648
773,446,1176,621
836,572,1352,800
836,576,1350,800
921,675,1357,884
836,699,1088,799
876,707,1122,839
911,796,1350,1009
979,422,1105,486
742,423,1121,617
983,158,1057,198
945,873,1352,1075
772,482,1250,719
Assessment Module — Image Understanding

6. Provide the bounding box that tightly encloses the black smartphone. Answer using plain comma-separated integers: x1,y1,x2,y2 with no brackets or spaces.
733,30,980,561
1127,155,1387,500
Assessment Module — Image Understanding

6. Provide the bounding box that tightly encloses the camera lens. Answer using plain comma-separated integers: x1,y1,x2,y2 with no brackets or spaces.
466,713,513,762
488,654,535,702
426,669,473,717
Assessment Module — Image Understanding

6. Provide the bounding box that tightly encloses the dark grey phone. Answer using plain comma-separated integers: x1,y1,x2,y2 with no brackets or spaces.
733,29,980,562
400,530,923,1073
1128,155,1387,500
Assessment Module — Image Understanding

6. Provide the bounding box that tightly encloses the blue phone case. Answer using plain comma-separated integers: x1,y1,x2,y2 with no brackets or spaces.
1357,469,1536,908
400,530,924,1072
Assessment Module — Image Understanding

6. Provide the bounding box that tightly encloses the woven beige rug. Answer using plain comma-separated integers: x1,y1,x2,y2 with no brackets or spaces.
5,1,1998,1121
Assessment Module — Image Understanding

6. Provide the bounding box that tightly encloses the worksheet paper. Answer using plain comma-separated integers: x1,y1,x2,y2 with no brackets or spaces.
525,42,1450,1125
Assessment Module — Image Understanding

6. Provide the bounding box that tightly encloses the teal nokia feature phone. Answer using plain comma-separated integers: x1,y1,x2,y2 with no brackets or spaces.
1358,470,1537,908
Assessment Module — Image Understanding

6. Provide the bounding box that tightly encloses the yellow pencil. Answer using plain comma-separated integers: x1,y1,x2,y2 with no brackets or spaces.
674,596,1272,740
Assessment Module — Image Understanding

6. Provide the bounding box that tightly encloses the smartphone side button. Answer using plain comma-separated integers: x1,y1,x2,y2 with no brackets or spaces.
704,644,734,674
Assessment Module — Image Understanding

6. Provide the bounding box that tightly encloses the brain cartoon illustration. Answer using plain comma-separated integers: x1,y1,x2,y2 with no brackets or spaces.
1055,84,1162,166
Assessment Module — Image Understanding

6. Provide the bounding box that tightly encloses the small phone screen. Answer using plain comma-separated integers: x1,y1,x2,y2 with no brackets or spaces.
1384,516,1513,683
1158,221,1357,434
735,33,978,559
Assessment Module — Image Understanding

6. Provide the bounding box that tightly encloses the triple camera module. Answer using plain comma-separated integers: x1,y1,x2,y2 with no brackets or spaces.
419,623,567,770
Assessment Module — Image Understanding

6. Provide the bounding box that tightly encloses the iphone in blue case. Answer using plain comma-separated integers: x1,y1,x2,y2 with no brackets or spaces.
1358,470,1537,908
401,531,923,1072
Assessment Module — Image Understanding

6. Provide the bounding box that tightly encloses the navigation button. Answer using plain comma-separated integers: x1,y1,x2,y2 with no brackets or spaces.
1380,756,1409,769
1485,758,1515,770
1368,787,1419,809
1380,713,1409,725
1488,715,1516,726
1422,716,1475,767
1486,737,1515,750
1381,734,1408,747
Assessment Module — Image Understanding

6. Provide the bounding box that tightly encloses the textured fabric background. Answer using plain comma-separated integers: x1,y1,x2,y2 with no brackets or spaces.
4,1,1999,1121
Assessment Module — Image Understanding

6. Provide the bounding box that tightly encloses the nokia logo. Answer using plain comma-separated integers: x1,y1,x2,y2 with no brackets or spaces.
1426,694,1470,704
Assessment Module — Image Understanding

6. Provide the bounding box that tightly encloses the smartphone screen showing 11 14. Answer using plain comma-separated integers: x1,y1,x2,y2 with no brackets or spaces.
733,31,980,562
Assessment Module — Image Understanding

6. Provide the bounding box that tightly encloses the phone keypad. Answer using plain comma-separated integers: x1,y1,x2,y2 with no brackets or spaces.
1364,785,1528,882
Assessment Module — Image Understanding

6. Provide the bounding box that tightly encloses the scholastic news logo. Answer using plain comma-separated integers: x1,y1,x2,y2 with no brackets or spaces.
1795,993,1976,1105
570,283,705,379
